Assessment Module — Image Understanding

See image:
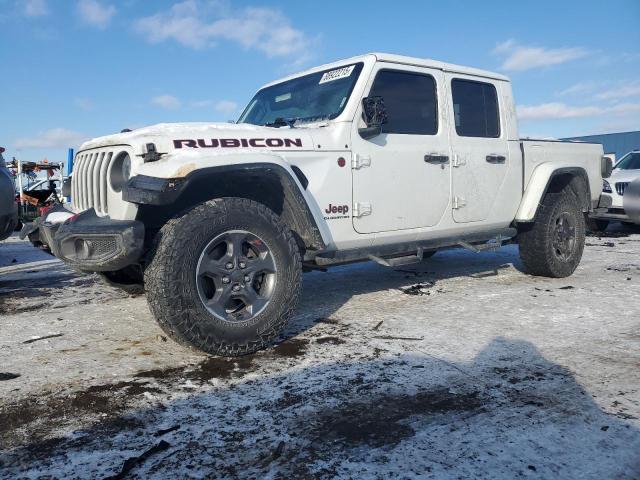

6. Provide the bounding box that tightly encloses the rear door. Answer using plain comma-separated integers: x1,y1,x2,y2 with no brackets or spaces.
446,75,509,223
351,64,451,233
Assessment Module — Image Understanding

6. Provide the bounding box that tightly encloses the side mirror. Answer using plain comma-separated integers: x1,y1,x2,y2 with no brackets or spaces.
62,176,72,197
601,156,613,178
358,96,388,140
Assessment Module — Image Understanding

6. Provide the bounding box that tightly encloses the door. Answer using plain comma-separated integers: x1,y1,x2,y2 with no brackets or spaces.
351,64,451,234
446,75,509,223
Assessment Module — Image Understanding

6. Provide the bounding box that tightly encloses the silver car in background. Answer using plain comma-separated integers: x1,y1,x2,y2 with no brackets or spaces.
590,150,640,230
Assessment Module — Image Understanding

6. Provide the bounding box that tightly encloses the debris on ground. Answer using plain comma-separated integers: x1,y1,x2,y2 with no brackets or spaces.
400,282,435,295
154,425,179,437
22,333,64,344
372,335,424,341
104,440,171,480
0,373,21,381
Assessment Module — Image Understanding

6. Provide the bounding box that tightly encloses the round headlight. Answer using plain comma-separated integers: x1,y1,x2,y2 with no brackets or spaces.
110,152,132,192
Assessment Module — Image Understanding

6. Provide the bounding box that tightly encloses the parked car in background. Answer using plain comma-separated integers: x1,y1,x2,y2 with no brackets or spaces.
589,150,640,231
0,147,19,241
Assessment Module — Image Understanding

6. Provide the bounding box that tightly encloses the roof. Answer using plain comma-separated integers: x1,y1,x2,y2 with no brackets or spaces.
370,52,510,81
262,52,509,89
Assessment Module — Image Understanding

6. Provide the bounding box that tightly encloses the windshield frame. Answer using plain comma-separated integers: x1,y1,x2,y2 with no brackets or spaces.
238,62,365,126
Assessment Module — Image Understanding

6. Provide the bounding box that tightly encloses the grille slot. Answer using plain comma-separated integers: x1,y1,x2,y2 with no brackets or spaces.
90,237,118,258
615,182,629,196
71,149,118,215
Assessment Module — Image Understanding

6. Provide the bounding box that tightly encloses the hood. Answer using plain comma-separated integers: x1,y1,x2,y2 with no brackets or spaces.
78,122,317,156
610,167,640,183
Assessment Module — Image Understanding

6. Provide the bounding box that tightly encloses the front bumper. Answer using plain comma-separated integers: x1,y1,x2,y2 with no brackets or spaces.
590,192,638,224
33,206,145,271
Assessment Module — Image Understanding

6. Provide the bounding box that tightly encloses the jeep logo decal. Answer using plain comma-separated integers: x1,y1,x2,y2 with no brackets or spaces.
324,203,350,220
325,204,349,215
173,138,303,149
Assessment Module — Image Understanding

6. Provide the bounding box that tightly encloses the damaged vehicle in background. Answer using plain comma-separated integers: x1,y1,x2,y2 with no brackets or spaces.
589,150,640,231
23,53,610,356
0,147,19,242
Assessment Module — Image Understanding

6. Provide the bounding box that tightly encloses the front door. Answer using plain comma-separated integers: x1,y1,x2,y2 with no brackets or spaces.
351,64,451,234
446,75,509,223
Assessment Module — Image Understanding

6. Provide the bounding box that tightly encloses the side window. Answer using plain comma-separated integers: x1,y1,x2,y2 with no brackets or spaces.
451,79,500,138
368,70,438,135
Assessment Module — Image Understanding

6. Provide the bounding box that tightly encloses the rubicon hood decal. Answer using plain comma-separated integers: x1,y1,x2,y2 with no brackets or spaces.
78,122,315,153
173,137,304,149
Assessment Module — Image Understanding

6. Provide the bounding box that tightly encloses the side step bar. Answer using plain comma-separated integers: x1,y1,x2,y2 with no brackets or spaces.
314,228,517,268
368,247,428,267
457,234,510,253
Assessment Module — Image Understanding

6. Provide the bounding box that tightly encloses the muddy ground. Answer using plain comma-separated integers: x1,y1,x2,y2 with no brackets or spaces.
0,227,639,479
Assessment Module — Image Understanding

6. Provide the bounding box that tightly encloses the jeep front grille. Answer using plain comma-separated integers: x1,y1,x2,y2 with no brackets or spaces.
71,149,116,215
615,182,629,196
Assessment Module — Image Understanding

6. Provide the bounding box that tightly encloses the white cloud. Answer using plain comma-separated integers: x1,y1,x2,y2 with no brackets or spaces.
73,97,94,111
134,1,311,59
517,103,602,120
77,0,116,29
517,102,640,121
14,128,88,149
151,94,181,109
215,100,237,115
608,103,640,115
23,0,48,17
493,39,589,71
594,82,640,101
191,100,213,108
556,82,599,97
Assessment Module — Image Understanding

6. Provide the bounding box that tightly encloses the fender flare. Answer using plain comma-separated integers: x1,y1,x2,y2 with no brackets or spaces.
515,166,591,222
123,162,328,251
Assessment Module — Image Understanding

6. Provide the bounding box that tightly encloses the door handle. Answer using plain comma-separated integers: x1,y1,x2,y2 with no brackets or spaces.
486,154,506,164
424,154,449,164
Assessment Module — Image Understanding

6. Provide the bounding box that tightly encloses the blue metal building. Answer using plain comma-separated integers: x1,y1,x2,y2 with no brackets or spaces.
562,130,640,161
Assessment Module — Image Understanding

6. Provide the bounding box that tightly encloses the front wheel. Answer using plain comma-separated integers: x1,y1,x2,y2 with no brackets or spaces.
518,189,586,278
144,198,302,356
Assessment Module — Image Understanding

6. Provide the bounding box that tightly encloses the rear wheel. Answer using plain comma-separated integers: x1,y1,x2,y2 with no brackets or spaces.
144,198,302,356
518,189,585,278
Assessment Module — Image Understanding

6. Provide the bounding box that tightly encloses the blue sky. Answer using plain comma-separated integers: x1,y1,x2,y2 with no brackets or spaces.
1,0,639,163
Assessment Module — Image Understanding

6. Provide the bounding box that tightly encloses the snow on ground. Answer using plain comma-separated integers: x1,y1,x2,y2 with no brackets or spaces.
0,228,639,479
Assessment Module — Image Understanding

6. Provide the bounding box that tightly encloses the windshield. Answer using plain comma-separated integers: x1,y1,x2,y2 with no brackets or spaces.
238,62,364,126
615,152,640,170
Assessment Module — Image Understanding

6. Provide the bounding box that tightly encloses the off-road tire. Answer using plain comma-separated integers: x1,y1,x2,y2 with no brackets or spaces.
144,198,302,356
586,217,609,232
518,189,585,278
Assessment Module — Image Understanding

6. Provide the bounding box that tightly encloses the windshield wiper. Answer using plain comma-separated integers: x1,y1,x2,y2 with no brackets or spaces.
264,117,297,128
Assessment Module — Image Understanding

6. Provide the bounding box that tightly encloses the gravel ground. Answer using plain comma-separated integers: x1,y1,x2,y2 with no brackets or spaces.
0,227,639,479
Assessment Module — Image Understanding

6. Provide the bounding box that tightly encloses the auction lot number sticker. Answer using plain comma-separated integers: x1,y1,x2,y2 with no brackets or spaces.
319,65,356,84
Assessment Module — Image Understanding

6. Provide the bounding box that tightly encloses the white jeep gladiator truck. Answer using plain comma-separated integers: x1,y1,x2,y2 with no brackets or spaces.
27,53,611,356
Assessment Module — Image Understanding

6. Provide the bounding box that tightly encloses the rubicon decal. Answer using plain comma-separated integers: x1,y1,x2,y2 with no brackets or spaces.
173,138,303,149
324,203,350,220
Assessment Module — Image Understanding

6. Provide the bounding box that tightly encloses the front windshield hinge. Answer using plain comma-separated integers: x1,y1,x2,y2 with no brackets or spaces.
138,143,165,163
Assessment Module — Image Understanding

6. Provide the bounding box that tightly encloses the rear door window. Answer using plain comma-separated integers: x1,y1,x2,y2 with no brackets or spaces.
451,79,500,138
